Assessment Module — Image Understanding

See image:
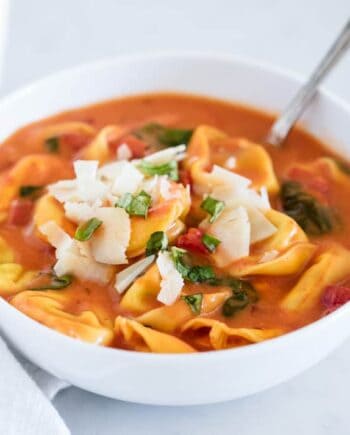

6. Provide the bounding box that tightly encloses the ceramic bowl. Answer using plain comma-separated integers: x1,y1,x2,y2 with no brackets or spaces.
0,53,349,405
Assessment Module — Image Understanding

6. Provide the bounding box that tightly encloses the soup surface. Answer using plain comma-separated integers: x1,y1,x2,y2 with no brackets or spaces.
1,92,350,353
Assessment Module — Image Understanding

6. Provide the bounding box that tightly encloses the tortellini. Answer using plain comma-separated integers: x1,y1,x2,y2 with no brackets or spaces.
282,244,350,312
115,316,195,353
11,290,114,345
181,318,283,350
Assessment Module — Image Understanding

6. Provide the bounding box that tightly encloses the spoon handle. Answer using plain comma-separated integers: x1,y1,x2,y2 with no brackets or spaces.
266,19,350,147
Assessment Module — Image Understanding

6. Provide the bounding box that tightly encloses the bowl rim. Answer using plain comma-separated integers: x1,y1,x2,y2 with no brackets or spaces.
1,50,350,362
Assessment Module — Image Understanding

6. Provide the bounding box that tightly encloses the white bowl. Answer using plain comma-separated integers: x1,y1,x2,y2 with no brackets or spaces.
0,53,349,406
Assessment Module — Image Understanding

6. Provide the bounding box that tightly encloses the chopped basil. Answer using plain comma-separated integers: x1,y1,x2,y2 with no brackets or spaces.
134,123,193,148
117,192,133,210
44,136,60,153
138,160,179,181
170,247,215,283
281,181,333,235
19,185,43,198
182,293,203,315
202,233,221,252
146,231,168,256
74,217,102,241
29,273,72,290
117,190,152,218
222,278,258,317
200,196,225,223
117,191,152,217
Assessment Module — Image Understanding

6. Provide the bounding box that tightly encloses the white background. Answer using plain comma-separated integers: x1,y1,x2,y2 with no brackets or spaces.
1,1,350,434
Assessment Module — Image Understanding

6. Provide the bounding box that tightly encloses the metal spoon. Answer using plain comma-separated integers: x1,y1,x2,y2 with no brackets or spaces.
266,19,350,147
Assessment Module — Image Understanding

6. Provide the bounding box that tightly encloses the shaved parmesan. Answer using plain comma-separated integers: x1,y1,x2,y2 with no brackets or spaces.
54,251,112,284
39,220,114,284
247,207,277,244
141,175,161,202
142,144,186,164
116,143,132,161
111,162,144,196
64,202,95,224
39,221,74,258
98,161,144,196
205,206,251,267
210,165,251,190
74,160,108,202
114,255,155,294
156,251,184,305
90,207,130,265
259,186,271,209
74,160,99,181
48,180,78,203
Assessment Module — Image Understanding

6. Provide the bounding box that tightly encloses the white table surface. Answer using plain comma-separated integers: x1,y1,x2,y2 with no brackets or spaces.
1,1,350,434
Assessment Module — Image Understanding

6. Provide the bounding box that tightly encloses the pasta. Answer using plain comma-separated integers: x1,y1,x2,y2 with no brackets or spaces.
0,92,349,353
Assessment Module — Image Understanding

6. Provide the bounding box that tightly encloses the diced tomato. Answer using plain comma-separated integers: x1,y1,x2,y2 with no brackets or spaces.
61,133,90,151
322,283,350,312
110,135,147,158
177,228,208,254
7,199,34,226
179,169,192,188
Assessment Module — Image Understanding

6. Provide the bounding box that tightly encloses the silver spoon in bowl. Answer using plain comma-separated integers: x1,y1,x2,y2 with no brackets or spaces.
266,19,350,147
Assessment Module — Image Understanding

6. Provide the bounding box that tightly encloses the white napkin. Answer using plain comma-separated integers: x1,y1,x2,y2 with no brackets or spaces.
0,336,70,435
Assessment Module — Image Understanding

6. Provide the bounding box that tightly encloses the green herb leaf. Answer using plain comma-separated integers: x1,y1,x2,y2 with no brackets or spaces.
182,293,203,315
117,192,133,210
170,247,216,283
44,136,60,153
187,265,215,283
117,190,152,218
171,247,190,278
146,231,168,256
29,273,73,290
138,160,179,181
222,278,258,317
200,196,225,223
202,233,221,252
134,123,193,148
74,217,102,241
222,295,249,317
281,181,333,235
19,185,44,198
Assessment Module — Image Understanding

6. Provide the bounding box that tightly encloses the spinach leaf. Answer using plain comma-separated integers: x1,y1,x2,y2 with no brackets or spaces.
19,185,44,198
29,273,73,290
281,181,333,235
222,278,258,317
182,293,203,315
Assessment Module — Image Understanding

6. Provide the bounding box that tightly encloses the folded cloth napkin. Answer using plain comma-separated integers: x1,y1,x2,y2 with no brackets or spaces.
0,336,70,435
